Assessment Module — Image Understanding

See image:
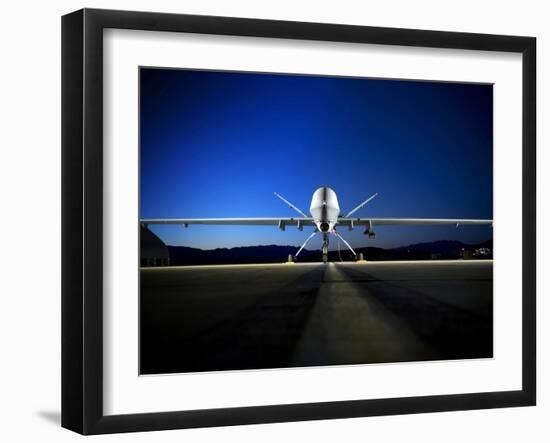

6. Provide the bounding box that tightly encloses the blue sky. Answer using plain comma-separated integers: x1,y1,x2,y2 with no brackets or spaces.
140,68,493,250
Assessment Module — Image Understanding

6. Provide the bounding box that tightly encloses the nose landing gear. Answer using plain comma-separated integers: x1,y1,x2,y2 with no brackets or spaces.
322,234,329,264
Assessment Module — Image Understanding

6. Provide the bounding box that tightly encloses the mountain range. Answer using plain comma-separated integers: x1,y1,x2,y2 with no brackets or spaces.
164,239,493,266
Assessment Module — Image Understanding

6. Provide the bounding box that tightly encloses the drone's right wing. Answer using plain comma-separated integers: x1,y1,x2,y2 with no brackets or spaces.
141,217,315,229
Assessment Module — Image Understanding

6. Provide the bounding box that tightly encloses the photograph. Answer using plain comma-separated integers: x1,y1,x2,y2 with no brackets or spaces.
56,5,538,436
139,67,494,375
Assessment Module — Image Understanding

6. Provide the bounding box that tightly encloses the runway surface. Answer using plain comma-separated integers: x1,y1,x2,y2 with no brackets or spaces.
140,260,493,374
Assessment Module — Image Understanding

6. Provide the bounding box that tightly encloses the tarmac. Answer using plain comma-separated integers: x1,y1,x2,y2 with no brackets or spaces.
140,260,493,374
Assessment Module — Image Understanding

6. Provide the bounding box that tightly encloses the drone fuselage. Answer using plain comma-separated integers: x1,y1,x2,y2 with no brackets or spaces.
309,187,340,234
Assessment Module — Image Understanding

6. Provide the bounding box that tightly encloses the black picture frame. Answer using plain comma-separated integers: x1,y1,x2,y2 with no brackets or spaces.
62,8,536,435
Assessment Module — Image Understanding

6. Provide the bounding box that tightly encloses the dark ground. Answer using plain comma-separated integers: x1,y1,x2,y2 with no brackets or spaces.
140,260,493,374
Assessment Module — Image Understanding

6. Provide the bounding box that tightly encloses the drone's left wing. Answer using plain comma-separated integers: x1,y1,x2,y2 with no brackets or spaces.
338,217,493,228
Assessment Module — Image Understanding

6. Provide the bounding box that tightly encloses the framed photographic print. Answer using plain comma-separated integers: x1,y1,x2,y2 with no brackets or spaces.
62,8,536,434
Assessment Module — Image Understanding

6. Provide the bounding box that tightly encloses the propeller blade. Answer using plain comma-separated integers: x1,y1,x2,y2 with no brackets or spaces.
345,192,378,218
333,231,357,257
274,192,308,218
295,230,318,258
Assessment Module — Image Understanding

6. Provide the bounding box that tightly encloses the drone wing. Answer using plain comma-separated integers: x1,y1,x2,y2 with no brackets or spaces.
141,217,315,230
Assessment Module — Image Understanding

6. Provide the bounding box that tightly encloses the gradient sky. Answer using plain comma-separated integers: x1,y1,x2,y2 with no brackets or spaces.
140,68,493,250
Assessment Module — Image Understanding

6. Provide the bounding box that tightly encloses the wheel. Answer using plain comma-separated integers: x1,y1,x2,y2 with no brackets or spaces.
322,254,328,264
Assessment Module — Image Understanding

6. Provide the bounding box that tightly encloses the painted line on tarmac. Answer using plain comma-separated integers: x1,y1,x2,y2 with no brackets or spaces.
292,263,434,365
